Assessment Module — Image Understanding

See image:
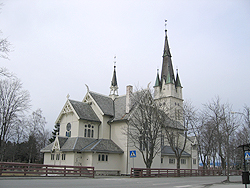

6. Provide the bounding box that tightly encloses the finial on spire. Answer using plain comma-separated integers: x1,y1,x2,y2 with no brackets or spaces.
165,20,168,36
114,55,116,68
66,94,70,99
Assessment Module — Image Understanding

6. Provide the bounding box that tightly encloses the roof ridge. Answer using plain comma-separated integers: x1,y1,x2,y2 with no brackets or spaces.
90,139,102,150
89,91,110,99
72,137,79,150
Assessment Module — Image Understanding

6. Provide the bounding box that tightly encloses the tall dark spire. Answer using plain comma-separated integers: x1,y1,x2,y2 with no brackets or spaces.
111,64,118,87
110,56,118,97
161,30,175,85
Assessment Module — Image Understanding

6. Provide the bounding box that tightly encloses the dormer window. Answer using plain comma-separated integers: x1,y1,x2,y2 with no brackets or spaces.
84,124,94,138
66,123,71,137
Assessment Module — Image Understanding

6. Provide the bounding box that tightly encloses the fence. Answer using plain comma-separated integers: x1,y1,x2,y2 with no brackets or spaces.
0,162,95,178
130,168,242,178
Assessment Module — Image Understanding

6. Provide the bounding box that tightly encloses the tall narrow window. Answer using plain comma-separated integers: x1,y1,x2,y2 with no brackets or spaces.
51,154,54,160
66,123,71,137
102,154,105,161
84,129,87,137
98,154,101,161
88,129,91,137
106,155,108,161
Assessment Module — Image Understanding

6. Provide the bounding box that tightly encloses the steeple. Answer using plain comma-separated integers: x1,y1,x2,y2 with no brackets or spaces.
109,56,118,98
161,29,175,85
154,22,184,122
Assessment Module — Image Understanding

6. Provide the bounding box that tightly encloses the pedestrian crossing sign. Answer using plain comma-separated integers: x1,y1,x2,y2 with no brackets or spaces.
130,150,136,158
245,152,250,160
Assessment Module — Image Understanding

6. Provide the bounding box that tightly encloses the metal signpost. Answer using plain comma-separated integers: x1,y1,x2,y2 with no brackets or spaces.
238,144,250,188
130,150,136,177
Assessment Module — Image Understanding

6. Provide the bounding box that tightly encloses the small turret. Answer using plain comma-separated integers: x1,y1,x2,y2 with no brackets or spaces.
175,69,182,88
154,69,161,99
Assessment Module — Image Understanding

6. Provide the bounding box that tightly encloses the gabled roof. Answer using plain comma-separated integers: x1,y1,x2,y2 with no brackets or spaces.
69,99,101,122
161,145,190,156
40,136,68,152
89,92,114,116
41,137,124,154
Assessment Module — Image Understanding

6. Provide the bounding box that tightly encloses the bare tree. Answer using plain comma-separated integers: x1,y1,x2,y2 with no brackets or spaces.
202,97,227,170
126,88,164,168
0,34,11,59
27,109,49,163
191,117,216,169
163,101,196,174
0,4,11,60
202,96,240,181
0,78,31,161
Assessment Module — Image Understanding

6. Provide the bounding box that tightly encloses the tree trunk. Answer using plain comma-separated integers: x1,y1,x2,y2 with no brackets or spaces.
176,157,181,177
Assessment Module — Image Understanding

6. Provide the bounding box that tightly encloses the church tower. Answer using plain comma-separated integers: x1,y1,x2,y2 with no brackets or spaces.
109,56,119,99
154,29,183,121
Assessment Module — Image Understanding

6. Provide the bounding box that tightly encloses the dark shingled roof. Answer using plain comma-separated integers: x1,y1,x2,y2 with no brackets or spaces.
89,92,114,116
81,139,124,153
60,137,97,151
69,99,101,122
112,95,128,121
41,137,124,154
161,145,190,156
40,142,53,152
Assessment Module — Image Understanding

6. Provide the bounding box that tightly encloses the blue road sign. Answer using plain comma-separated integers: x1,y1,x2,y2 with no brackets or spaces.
130,150,136,158
245,152,250,160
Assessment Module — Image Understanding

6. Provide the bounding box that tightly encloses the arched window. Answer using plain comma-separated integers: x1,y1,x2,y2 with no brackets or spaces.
84,124,94,138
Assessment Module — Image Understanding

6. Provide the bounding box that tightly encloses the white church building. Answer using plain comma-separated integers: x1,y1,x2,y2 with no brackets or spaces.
41,29,198,175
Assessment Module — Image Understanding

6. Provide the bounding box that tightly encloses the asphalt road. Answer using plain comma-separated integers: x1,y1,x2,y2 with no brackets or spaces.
0,176,243,188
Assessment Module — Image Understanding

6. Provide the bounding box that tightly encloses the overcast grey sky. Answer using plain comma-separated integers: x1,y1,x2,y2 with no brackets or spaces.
0,0,249,130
